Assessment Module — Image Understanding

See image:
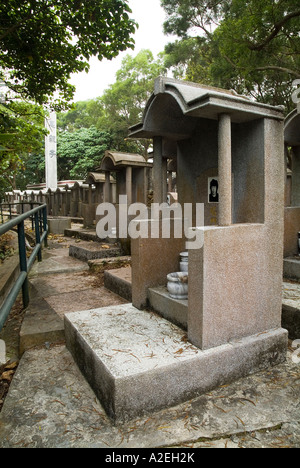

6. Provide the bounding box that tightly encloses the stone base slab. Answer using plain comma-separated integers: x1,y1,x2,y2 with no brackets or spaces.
148,286,188,330
64,304,288,424
69,242,122,262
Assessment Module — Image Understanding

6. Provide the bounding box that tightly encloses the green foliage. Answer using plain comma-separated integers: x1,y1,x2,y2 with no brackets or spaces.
0,0,137,109
162,0,300,111
98,49,166,155
57,126,112,180
58,50,166,156
0,100,46,196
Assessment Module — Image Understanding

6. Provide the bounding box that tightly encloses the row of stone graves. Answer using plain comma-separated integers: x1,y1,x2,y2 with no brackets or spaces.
64,78,299,423
4,151,153,228
3,77,299,424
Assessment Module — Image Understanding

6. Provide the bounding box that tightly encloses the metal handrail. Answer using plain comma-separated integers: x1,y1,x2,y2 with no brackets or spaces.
0,203,48,332
0,201,42,226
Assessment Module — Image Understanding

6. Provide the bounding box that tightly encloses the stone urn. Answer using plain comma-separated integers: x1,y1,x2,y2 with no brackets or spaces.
179,251,188,272
167,272,188,300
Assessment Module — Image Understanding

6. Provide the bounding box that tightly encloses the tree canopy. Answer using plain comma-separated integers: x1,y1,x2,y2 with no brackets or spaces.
99,49,166,155
56,126,112,180
58,50,166,156
0,0,137,109
0,100,46,192
162,0,300,111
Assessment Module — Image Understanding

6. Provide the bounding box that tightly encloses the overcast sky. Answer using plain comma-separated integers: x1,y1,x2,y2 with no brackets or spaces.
69,0,171,102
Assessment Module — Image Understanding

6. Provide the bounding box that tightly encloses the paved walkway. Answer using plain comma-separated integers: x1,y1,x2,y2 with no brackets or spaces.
0,240,299,448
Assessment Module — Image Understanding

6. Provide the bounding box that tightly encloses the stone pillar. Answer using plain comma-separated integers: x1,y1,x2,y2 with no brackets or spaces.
167,171,172,192
104,171,110,203
126,166,132,206
153,136,163,204
218,113,232,226
292,146,300,206
88,184,92,205
143,167,148,205
162,158,168,203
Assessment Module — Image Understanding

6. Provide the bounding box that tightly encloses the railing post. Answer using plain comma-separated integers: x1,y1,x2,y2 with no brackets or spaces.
30,203,34,230
34,212,42,262
17,220,29,308
43,205,48,248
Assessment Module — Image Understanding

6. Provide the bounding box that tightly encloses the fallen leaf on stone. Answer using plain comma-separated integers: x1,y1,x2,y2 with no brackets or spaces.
4,361,18,370
1,370,14,381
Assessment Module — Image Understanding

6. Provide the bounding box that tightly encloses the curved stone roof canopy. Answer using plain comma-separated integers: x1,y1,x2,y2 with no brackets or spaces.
284,109,300,147
99,151,152,171
84,172,115,185
129,77,284,140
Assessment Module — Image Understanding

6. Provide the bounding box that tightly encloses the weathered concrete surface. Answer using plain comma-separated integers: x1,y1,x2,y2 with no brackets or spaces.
0,236,299,448
104,266,132,301
69,241,122,262
64,304,288,424
30,245,89,277
148,285,188,329
284,257,300,281
20,244,128,355
88,256,131,273
48,217,71,235
0,344,299,448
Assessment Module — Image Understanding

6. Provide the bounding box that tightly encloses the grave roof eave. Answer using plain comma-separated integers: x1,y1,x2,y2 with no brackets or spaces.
128,77,285,139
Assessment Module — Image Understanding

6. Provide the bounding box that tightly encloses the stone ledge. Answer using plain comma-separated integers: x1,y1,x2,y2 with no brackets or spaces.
69,242,122,262
148,286,188,330
283,257,300,281
282,304,300,341
19,289,65,356
104,267,132,302
88,256,131,273
64,304,288,424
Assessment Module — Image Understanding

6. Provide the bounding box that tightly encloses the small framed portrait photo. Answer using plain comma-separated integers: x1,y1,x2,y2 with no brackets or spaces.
208,177,219,203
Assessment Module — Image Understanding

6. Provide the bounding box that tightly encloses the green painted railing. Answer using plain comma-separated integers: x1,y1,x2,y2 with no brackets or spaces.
0,203,48,332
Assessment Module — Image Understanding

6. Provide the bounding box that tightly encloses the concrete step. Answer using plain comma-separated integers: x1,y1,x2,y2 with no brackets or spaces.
88,256,131,273
148,285,188,330
69,241,122,262
64,227,99,242
104,266,132,302
284,256,300,281
64,226,115,244
64,303,288,424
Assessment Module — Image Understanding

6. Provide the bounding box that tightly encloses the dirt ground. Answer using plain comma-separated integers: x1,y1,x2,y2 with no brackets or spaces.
0,298,25,411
